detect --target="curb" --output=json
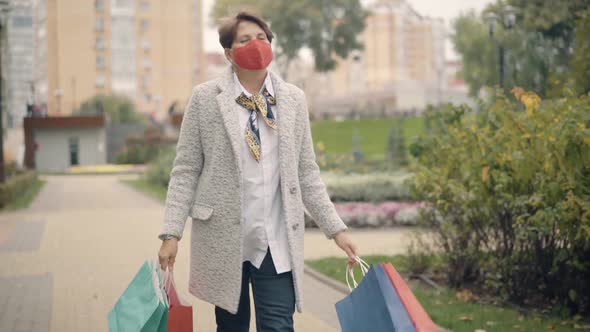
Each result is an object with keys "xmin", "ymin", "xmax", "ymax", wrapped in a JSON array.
[{"xmin": 304, "ymin": 264, "xmax": 349, "ymax": 295}]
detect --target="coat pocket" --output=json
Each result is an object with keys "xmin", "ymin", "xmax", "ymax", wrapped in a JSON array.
[{"xmin": 190, "ymin": 203, "xmax": 214, "ymax": 221}]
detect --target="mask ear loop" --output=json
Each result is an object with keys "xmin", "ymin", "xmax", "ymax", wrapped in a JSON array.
[{"xmin": 224, "ymin": 48, "xmax": 236, "ymax": 67}]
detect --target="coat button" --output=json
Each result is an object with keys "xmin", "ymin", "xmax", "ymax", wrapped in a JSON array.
[
  {"xmin": 290, "ymin": 187, "xmax": 297, "ymax": 194},
  {"xmin": 292, "ymin": 223, "xmax": 299, "ymax": 231}
]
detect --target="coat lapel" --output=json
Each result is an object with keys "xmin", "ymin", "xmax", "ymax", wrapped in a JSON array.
[
  {"xmin": 270, "ymin": 71, "xmax": 296, "ymax": 168},
  {"xmin": 216, "ymin": 68, "xmax": 243, "ymax": 178}
]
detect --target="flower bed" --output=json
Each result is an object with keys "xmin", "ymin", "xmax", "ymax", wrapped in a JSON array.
[{"xmin": 305, "ymin": 201, "xmax": 425, "ymax": 228}]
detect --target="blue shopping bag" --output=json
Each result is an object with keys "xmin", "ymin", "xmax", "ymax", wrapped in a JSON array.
[
  {"xmin": 108, "ymin": 259, "xmax": 169, "ymax": 332},
  {"xmin": 335, "ymin": 259, "xmax": 415, "ymax": 332}
]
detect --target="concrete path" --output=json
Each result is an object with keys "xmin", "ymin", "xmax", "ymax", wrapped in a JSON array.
[{"xmin": 0, "ymin": 174, "xmax": 415, "ymax": 331}]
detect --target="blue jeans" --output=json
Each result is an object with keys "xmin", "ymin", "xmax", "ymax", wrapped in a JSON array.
[{"xmin": 215, "ymin": 248, "xmax": 295, "ymax": 332}]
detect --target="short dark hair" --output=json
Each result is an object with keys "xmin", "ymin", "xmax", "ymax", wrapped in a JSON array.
[{"xmin": 218, "ymin": 11, "xmax": 274, "ymax": 49}]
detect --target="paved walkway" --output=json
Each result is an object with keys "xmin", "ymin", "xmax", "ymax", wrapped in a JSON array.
[{"xmin": 0, "ymin": 174, "xmax": 415, "ymax": 331}]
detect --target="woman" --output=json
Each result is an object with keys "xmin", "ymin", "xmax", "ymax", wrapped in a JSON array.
[{"xmin": 157, "ymin": 11, "xmax": 358, "ymax": 331}]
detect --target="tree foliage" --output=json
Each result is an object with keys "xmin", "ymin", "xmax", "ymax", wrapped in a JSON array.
[
  {"xmin": 76, "ymin": 94, "xmax": 144, "ymax": 125},
  {"xmin": 452, "ymin": 0, "xmax": 590, "ymax": 97},
  {"xmin": 211, "ymin": 0, "xmax": 367, "ymax": 73}
]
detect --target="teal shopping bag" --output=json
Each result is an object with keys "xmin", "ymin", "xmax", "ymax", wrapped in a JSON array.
[{"xmin": 108, "ymin": 259, "xmax": 169, "ymax": 332}]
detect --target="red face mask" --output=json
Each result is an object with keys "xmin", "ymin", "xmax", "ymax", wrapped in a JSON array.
[{"xmin": 232, "ymin": 39, "xmax": 273, "ymax": 70}]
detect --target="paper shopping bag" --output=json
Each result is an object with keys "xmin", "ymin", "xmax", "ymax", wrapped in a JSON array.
[
  {"xmin": 165, "ymin": 271, "xmax": 193, "ymax": 332},
  {"xmin": 108, "ymin": 259, "xmax": 169, "ymax": 332},
  {"xmin": 382, "ymin": 263, "xmax": 438, "ymax": 332},
  {"xmin": 335, "ymin": 261, "xmax": 415, "ymax": 332}
]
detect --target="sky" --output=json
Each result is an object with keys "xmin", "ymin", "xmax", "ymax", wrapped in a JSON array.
[{"xmin": 201, "ymin": 0, "xmax": 494, "ymax": 59}]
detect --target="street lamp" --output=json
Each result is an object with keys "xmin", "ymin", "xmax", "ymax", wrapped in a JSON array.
[{"xmin": 485, "ymin": 5, "xmax": 518, "ymax": 90}]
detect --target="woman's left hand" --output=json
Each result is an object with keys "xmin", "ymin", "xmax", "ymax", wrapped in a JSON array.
[{"xmin": 334, "ymin": 231, "xmax": 358, "ymax": 266}]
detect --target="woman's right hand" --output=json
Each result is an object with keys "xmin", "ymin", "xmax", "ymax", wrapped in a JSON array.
[{"xmin": 158, "ymin": 238, "xmax": 178, "ymax": 271}]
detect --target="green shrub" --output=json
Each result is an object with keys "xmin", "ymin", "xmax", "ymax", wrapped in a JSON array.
[
  {"xmin": 144, "ymin": 147, "xmax": 175, "ymax": 188},
  {"xmin": 411, "ymin": 88, "xmax": 590, "ymax": 315},
  {"xmin": 0, "ymin": 171, "xmax": 38, "ymax": 208},
  {"xmin": 115, "ymin": 144, "xmax": 163, "ymax": 165}
]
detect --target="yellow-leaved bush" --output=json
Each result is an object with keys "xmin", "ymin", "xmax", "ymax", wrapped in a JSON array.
[{"xmin": 410, "ymin": 89, "xmax": 590, "ymax": 314}]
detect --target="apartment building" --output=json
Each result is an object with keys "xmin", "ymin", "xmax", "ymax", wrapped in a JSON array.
[
  {"xmin": 4, "ymin": 0, "xmax": 34, "ymax": 129},
  {"xmin": 33, "ymin": 0, "xmax": 205, "ymax": 119},
  {"xmin": 325, "ymin": 0, "xmax": 446, "ymax": 113}
]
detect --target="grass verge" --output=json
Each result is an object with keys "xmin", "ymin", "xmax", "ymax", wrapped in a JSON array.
[
  {"xmin": 1, "ymin": 179, "xmax": 45, "ymax": 211},
  {"xmin": 311, "ymin": 117, "xmax": 423, "ymax": 158},
  {"xmin": 306, "ymin": 256, "xmax": 588, "ymax": 332}
]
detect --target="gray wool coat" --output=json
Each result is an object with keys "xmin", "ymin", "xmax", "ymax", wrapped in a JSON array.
[{"xmin": 160, "ymin": 67, "xmax": 348, "ymax": 314}]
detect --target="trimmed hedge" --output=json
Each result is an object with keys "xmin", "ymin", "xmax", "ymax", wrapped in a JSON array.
[
  {"xmin": 322, "ymin": 172, "xmax": 413, "ymax": 202},
  {"xmin": 145, "ymin": 149, "xmax": 415, "ymax": 203}
]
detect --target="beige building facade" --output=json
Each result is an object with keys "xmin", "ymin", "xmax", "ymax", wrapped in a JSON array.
[
  {"xmin": 323, "ymin": 0, "xmax": 446, "ymax": 115},
  {"xmin": 33, "ymin": 0, "xmax": 205, "ymax": 119}
]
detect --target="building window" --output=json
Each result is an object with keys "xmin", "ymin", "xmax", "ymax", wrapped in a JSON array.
[
  {"xmin": 96, "ymin": 37, "xmax": 105, "ymax": 50},
  {"xmin": 116, "ymin": 0, "xmax": 133, "ymax": 6},
  {"xmin": 144, "ymin": 93, "xmax": 152, "ymax": 103},
  {"xmin": 141, "ymin": 39, "xmax": 150, "ymax": 50},
  {"xmin": 141, "ymin": 75, "xmax": 151, "ymax": 88},
  {"xmin": 95, "ymin": 0, "xmax": 104, "ymax": 12},
  {"xmin": 96, "ymin": 55, "xmax": 106, "ymax": 69},
  {"xmin": 69, "ymin": 137, "xmax": 80, "ymax": 166},
  {"xmin": 95, "ymin": 17, "xmax": 104, "ymax": 31},
  {"xmin": 139, "ymin": 0, "xmax": 149, "ymax": 12},
  {"xmin": 95, "ymin": 75, "xmax": 106, "ymax": 88},
  {"xmin": 142, "ymin": 58, "xmax": 151, "ymax": 70},
  {"xmin": 12, "ymin": 16, "xmax": 33, "ymax": 28},
  {"xmin": 140, "ymin": 19, "xmax": 149, "ymax": 33},
  {"xmin": 37, "ymin": 25, "xmax": 46, "ymax": 38}
]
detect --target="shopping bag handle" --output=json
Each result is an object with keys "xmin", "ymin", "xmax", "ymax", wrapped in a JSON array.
[
  {"xmin": 164, "ymin": 269, "xmax": 172, "ymax": 291},
  {"xmin": 345, "ymin": 256, "xmax": 370, "ymax": 292}
]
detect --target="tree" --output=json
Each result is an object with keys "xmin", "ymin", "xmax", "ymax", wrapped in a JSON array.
[
  {"xmin": 211, "ymin": 0, "xmax": 367, "ymax": 75},
  {"xmin": 508, "ymin": 0, "xmax": 589, "ymax": 42},
  {"xmin": 76, "ymin": 95, "xmax": 145, "ymax": 125},
  {"xmin": 507, "ymin": 0, "xmax": 590, "ymax": 75},
  {"xmin": 452, "ymin": 0, "xmax": 590, "ymax": 97},
  {"xmin": 453, "ymin": 11, "xmax": 562, "ymax": 97}
]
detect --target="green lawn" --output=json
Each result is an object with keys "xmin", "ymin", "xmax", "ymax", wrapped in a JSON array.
[
  {"xmin": 310, "ymin": 117, "xmax": 423, "ymax": 158},
  {"xmin": 307, "ymin": 256, "xmax": 588, "ymax": 332},
  {"xmin": 122, "ymin": 178, "xmax": 167, "ymax": 202},
  {"xmin": 1, "ymin": 179, "xmax": 45, "ymax": 211}
]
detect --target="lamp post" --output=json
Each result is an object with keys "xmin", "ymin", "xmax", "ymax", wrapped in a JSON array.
[
  {"xmin": 0, "ymin": 0, "xmax": 10, "ymax": 183},
  {"xmin": 485, "ymin": 5, "xmax": 517, "ymax": 90}
]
